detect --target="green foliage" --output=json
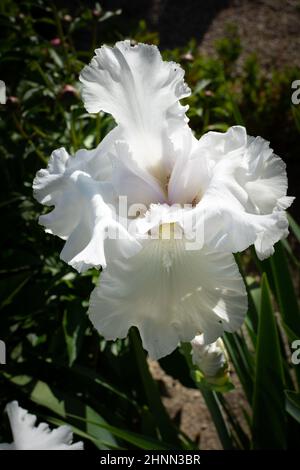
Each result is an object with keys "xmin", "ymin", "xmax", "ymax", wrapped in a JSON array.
[
  {"xmin": 215, "ymin": 24, "xmax": 242, "ymax": 73},
  {"xmin": 252, "ymin": 274, "xmax": 286, "ymax": 449},
  {"xmin": 285, "ymin": 391, "xmax": 300, "ymax": 424}
]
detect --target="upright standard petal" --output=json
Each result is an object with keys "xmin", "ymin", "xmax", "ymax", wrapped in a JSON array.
[
  {"xmin": 88, "ymin": 234, "xmax": 247, "ymax": 360},
  {"xmin": 0, "ymin": 401, "xmax": 83, "ymax": 450},
  {"xmin": 79, "ymin": 40, "xmax": 191, "ymax": 177},
  {"xmin": 167, "ymin": 127, "xmax": 212, "ymax": 206},
  {"xmin": 110, "ymin": 141, "xmax": 166, "ymax": 208},
  {"xmin": 33, "ymin": 146, "xmax": 140, "ymax": 272}
]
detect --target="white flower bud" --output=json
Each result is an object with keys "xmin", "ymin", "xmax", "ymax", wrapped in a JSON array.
[{"xmin": 191, "ymin": 334, "xmax": 229, "ymax": 384}]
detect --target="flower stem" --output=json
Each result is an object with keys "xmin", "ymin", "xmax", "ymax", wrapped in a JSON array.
[
  {"xmin": 198, "ymin": 385, "xmax": 233, "ymax": 450},
  {"xmin": 129, "ymin": 327, "xmax": 181, "ymax": 447},
  {"xmin": 181, "ymin": 342, "xmax": 233, "ymax": 449}
]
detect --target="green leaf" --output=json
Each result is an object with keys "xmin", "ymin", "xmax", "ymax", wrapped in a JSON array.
[
  {"xmin": 285, "ymin": 391, "xmax": 300, "ymax": 424},
  {"xmin": 65, "ymin": 413, "xmax": 173, "ymax": 450},
  {"xmin": 129, "ymin": 328, "xmax": 181, "ymax": 447},
  {"xmin": 85, "ymin": 406, "xmax": 118, "ymax": 450},
  {"xmin": 30, "ymin": 379, "xmax": 121, "ymax": 449},
  {"xmin": 48, "ymin": 48, "xmax": 64, "ymax": 69},
  {"xmin": 223, "ymin": 332, "xmax": 254, "ymax": 403},
  {"xmin": 270, "ymin": 242, "xmax": 300, "ymax": 338},
  {"xmin": 49, "ymin": 418, "xmax": 123, "ymax": 450},
  {"xmin": 0, "ymin": 272, "xmax": 33, "ymax": 308},
  {"xmin": 199, "ymin": 386, "xmax": 233, "ymax": 449},
  {"xmin": 234, "ymin": 255, "xmax": 258, "ymax": 337},
  {"xmin": 252, "ymin": 274, "xmax": 286, "ymax": 449},
  {"xmin": 30, "ymin": 380, "xmax": 65, "ymax": 416},
  {"xmin": 217, "ymin": 393, "xmax": 250, "ymax": 449},
  {"xmin": 62, "ymin": 300, "xmax": 87, "ymax": 366},
  {"xmin": 287, "ymin": 213, "xmax": 300, "ymax": 243}
]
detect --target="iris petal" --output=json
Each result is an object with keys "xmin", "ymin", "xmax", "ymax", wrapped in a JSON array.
[
  {"xmin": 33, "ymin": 146, "xmax": 140, "ymax": 272},
  {"xmin": 79, "ymin": 40, "xmax": 190, "ymax": 177},
  {"xmin": 186, "ymin": 126, "xmax": 293, "ymax": 259},
  {"xmin": 0, "ymin": 402, "xmax": 83, "ymax": 450},
  {"xmin": 88, "ymin": 236, "xmax": 247, "ymax": 360}
]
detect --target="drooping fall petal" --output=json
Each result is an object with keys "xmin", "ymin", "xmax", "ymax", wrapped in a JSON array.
[{"xmin": 88, "ymin": 234, "xmax": 247, "ymax": 360}]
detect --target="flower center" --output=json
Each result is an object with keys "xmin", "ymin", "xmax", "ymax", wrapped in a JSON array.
[
  {"xmin": 159, "ymin": 223, "xmax": 177, "ymax": 239},
  {"xmin": 163, "ymin": 173, "xmax": 202, "ymax": 207}
]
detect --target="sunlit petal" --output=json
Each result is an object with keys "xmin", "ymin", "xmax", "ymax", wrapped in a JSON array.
[
  {"xmin": 188, "ymin": 126, "xmax": 293, "ymax": 259},
  {"xmin": 191, "ymin": 334, "xmax": 230, "ymax": 385},
  {"xmin": 33, "ymin": 147, "xmax": 140, "ymax": 272},
  {"xmin": 0, "ymin": 402, "xmax": 83, "ymax": 450},
  {"xmin": 79, "ymin": 40, "xmax": 190, "ymax": 177},
  {"xmin": 88, "ymin": 236, "xmax": 247, "ymax": 360}
]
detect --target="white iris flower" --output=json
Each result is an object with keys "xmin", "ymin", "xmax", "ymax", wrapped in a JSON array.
[
  {"xmin": 33, "ymin": 41, "xmax": 293, "ymax": 359},
  {"xmin": 0, "ymin": 401, "xmax": 83, "ymax": 450}
]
